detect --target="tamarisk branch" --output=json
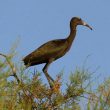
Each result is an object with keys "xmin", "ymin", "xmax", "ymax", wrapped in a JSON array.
[{"xmin": 0, "ymin": 53, "xmax": 20, "ymax": 83}]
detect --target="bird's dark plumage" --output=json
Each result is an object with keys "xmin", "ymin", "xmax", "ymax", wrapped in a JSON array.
[
  {"xmin": 23, "ymin": 17, "xmax": 92, "ymax": 87},
  {"xmin": 23, "ymin": 39, "xmax": 67, "ymax": 66}
]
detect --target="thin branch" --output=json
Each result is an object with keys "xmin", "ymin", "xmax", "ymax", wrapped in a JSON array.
[{"xmin": 0, "ymin": 53, "xmax": 20, "ymax": 83}]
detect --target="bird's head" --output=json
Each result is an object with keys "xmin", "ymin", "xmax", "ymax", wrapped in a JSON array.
[{"xmin": 70, "ymin": 17, "xmax": 92, "ymax": 30}]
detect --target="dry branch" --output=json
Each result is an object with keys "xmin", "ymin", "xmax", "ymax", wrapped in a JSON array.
[{"xmin": 0, "ymin": 53, "xmax": 20, "ymax": 83}]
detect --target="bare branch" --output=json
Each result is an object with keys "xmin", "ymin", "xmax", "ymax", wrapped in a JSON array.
[{"xmin": 0, "ymin": 53, "xmax": 20, "ymax": 83}]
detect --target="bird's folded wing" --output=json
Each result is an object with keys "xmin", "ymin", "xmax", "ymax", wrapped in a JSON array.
[{"xmin": 23, "ymin": 39, "xmax": 67, "ymax": 65}]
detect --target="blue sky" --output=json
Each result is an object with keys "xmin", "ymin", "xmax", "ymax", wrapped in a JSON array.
[{"xmin": 0, "ymin": 0, "xmax": 110, "ymax": 84}]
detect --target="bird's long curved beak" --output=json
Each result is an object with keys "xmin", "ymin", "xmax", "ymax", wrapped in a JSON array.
[{"xmin": 82, "ymin": 21, "xmax": 92, "ymax": 30}]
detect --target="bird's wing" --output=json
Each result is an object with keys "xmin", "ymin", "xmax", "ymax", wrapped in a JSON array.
[
  {"xmin": 23, "ymin": 39, "xmax": 67, "ymax": 62},
  {"xmin": 31, "ymin": 39, "xmax": 67, "ymax": 56}
]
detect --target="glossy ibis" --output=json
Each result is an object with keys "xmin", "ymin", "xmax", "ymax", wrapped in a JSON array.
[{"xmin": 23, "ymin": 17, "xmax": 92, "ymax": 87}]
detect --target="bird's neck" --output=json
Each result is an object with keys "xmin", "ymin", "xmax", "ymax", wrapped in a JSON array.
[{"xmin": 67, "ymin": 27, "xmax": 77, "ymax": 47}]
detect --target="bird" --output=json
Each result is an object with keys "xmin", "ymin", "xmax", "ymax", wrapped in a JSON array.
[{"xmin": 23, "ymin": 17, "xmax": 92, "ymax": 87}]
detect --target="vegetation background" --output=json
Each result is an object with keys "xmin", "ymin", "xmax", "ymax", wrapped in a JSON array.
[{"xmin": 0, "ymin": 46, "xmax": 110, "ymax": 110}]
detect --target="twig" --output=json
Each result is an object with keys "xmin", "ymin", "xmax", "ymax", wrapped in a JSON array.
[{"xmin": 0, "ymin": 53, "xmax": 20, "ymax": 83}]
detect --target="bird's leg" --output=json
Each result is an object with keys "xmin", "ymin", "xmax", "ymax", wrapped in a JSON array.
[{"xmin": 43, "ymin": 60, "xmax": 54, "ymax": 88}]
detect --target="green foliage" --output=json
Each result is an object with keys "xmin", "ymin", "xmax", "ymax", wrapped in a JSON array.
[{"xmin": 0, "ymin": 48, "xmax": 110, "ymax": 110}]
